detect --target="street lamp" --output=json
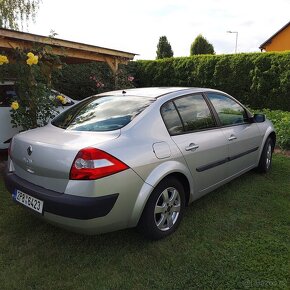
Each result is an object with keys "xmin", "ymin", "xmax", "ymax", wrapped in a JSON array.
[{"xmin": 227, "ymin": 31, "xmax": 238, "ymax": 53}]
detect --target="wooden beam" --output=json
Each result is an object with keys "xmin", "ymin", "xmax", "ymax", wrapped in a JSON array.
[
  {"xmin": 0, "ymin": 28, "xmax": 136, "ymax": 60},
  {"xmin": 105, "ymin": 57, "xmax": 119, "ymax": 73},
  {"xmin": 0, "ymin": 37, "xmax": 130, "ymax": 72}
]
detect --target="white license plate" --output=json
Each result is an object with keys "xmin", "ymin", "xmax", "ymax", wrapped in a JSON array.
[{"xmin": 14, "ymin": 190, "xmax": 44, "ymax": 214}]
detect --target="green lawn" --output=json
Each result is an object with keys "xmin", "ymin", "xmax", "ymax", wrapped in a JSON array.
[{"xmin": 0, "ymin": 154, "xmax": 289, "ymax": 289}]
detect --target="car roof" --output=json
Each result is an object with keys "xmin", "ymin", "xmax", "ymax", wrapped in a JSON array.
[
  {"xmin": 96, "ymin": 87, "xmax": 222, "ymax": 99},
  {"xmin": 0, "ymin": 81, "xmax": 15, "ymax": 85}
]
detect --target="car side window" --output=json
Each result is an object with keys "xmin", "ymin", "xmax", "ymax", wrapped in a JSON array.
[
  {"xmin": 207, "ymin": 93, "xmax": 249, "ymax": 126},
  {"xmin": 0, "ymin": 85, "xmax": 16, "ymax": 107},
  {"xmin": 160, "ymin": 101, "xmax": 183, "ymax": 135},
  {"xmin": 173, "ymin": 94, "xmax": 216, "ymax": 132}
]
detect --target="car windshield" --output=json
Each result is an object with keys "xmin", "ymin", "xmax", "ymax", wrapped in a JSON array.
[{"xmin": 51, "ymin": 95, "xmax": 155, "ymax": 131}]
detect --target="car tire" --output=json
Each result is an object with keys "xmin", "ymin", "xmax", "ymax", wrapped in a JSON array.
[
  {"xmin": 257, "ymin": 137, "xmax": 274, "ymax": 173},
  {"xmin": 138, "ymin": 177, "xmax": 185, "ymax": 240}
]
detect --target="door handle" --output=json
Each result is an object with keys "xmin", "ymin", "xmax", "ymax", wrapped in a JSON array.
[
  {"xmin": 185, "ymin": 143, "xmax": 199, "ymax": 151},
  {"xmin": 228, "ymin": 135, "xmax": 237, "ymax": 141}
]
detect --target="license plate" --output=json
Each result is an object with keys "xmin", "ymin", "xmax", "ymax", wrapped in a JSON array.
[{"xmin": 13, "ymin": 190, "xmax": 44, "ymax": 214}]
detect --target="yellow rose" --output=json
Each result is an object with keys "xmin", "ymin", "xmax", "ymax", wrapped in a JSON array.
[
  {"xmin": 56, "ymin": 95, "xmax": 64, "ymax": 102},
  {"xmin": 56, "ymin": 95, "xmax": 67, "ymax": 104},
  {"xmin": 27, "ymin": 58, "xmax": 33, "ymax": 66},
  {"xmin": 27, "ymin": 52, "xmax": 34, "ymax": 58},
  {"xmin": 11, "ymin": 101, "xmax": 19, "ymax": 110},
  {"xmin": 26, "ymin": 52, "xmax": 39, "ymax": 66},
  {"xmin": 0, "ymin": 55, "xmax": 9, "ymax": 65},
  {"xmin": 27, "ymin": 56, "xmax": 38, "ymax": 66},
  {"xmin": 32, "ymin": 55, "xmax": 38, "ymax": 65}
]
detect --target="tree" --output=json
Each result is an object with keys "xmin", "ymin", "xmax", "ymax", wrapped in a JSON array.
[
  {"xmin": 190, "ymin": 34, "xmax": 215, "ymax": 55},
  {"xmin": 0, "ymin": 0, "xmax": 41, "ymax": 30},
  {"xmin": 156, "ymin": 36, "xmax": 174, "ymax": 59}
]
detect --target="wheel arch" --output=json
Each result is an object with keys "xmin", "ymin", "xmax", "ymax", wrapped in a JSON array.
[
  {"xmin": 268, "ymin": 131, "xmax": 276, "ymax": 148},
  {"xmin": 128, "ymin": 160, "xmax": 194, "ymax": 227},
  {"xmin": 258, "ymin": 129, "xmax": 276, "ymax": 161},
  {"xmin": 164, "ymin": 172, "xmax": 191, "ymax": 206}
]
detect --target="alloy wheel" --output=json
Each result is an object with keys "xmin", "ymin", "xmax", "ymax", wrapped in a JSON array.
[
  {"xmin": 266, "ymin": 143, "xmax": 272, "ymax": 169},
  {"xmin": 154, "ymin": 187, "xmax": 181, "ymax": 231}
]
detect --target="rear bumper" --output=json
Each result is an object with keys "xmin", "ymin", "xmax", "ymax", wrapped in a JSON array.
[{"xmin": 4, "ymin": 170, "xmax": 118, "ymax": 220}]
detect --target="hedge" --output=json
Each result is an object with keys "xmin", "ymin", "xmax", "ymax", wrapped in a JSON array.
[
  {"xmin": 51, "ymin": 52, "xmax": 290, "ymax": 111},
  {"xmin": 52, "ymin": 62, "xmax": 135, "ymax": 100},
  {"xmin": 132, "ymin": 52, "xmax": 290, "ymax": 111}
]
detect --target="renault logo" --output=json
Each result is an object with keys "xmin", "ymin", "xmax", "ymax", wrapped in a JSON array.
[{"xmin": 27, "ymin": 145, "xmax": 33, "ymax": 156}]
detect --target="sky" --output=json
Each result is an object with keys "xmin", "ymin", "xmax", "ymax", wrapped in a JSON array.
[{"xmin": 26, "ymin": 0, "xmax": 290, "ymax": 60}]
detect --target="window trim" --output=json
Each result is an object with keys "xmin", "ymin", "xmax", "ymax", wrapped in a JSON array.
[
  {"xmin": 160, "ymin": 93, "xmax": 219, "ymax": 136},
  {"xmin": 204, "ymin": 92, "xmax": 253, "ymax": 128},
  {"xmin": 160, "ymin": 101, "xmax": 184, "ymax": 135}
]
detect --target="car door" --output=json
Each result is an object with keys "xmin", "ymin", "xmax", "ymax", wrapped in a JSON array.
[
  {"xmin": 206, "ymin": 93, "xmax": 262, "ymax": 178},
  {"xmin": 0, "ymin": 83, "xmax": 19, "ymax": 149},
  {"xmin": 161, "ymin": 93, "xmax": 229, "ymax": 197}
]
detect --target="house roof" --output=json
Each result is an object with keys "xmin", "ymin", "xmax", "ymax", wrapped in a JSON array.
[
  {"xmin": 259, "ymin": 21, "xmax": 290, "ymax": 50},
  {"xmin": 0, "ymin": 28, "xmax": 137, "ymax": 72}
]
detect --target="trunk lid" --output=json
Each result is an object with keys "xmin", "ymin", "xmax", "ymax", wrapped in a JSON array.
[{"xmin": 10, "ymin": 124, "xmax": 120, "ymax": 193}]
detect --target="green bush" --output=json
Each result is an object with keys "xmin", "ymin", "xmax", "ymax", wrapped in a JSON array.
[
  {"xmin": 253, "ymin": 109, "xmax": 290, "ymax": 150},
  {"xmin": 52, "ymin": 62, "xmax": 135, "ymax": 100},
  {"xmin": 133, "ymin": 52, "xmax": 290, "ymax": 111}
]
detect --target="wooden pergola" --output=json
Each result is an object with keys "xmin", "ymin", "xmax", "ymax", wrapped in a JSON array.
[{"xmin": 0, "ymin": 28, "xmax": 137, "ymax": 73}]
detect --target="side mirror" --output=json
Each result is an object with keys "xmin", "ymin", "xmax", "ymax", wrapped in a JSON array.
[{"xmin": 253, "ymin": 113, "xmax": 265, "ymax": 123}]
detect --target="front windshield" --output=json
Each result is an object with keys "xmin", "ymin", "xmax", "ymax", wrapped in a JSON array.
[{"xmin": 51, "ymin": 95, "xmax": 155, "ymax": 132}]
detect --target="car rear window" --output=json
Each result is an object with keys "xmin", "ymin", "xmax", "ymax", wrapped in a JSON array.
[{"xmin": 51, "ymin": 95, "xmax": 155, "ymax": 131}]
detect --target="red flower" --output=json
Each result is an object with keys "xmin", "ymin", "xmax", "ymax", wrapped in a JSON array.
[{"xmin": 96, "ymin": 81, "xmax": 104, "ymax": 88}]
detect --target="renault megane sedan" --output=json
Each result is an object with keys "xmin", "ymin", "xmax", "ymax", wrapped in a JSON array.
[{"xmin": 4, "ymin": 87, "xmax": 276, "ymax": 239}]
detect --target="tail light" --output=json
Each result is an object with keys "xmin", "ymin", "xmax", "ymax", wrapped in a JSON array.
[{"xmin": 70, "ymin": 147, "xmax": 129, "ymax": 180}]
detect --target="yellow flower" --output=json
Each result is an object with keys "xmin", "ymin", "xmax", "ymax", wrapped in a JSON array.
[
  {"xmin": 11, "ymin": 101, "xmax": 19, "ymax": 110},
  {"xmin": 56, "ymin": 95, "xmax": 67, "ymax": 105},
  {"xmin": 0, "ymin": 55, "xmax": 9, "ymax": 65},
  {"xmin": 56, "ymin": 95, "xmax": 64, "ymax": 102},
  {"xmin": 27, "ymin": 57, "xmax": 34, "ymax": 66},
  {"xmin": 26, "ymin": 52, "xmax": 39, "ymax": 66},
  {"xmin": 27, "ymin": 52, "xmax": 34, "ymax": 58},
  {"xmin": 26, "ymin": 55, "xmax": 38, "ymax": 66}
]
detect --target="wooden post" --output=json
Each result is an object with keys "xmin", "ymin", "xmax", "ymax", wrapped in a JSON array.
[{"xmin": 105, "ymin": 57, "xmax": 120, "ymax": 89}]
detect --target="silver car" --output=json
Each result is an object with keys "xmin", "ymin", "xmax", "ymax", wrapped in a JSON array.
[{"xmin": 4, "ymin": 87, "xmax": 275, "ymax": 239}]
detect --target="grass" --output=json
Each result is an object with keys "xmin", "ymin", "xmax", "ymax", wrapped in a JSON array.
[{"xmin": 0, "ymin": 154, "xmax": 289, "ymax": 289}]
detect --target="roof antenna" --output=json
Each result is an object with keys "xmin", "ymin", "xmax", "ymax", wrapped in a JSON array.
[{"xmin": 122, "ymin": 90, "xmax": 126, "ymax": 94}]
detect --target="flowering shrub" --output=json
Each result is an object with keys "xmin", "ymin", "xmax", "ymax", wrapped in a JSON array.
[
  {"xmin": 0, "ymin": 46, "xmax": 63, "ymax": 130},
  {"xmin": 114, "ymin": 68, "xmax": 135, "ymax": 90},
  {"xmin": 52, "ymin": 62, "xmax": 136, "ymax": 100}
]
